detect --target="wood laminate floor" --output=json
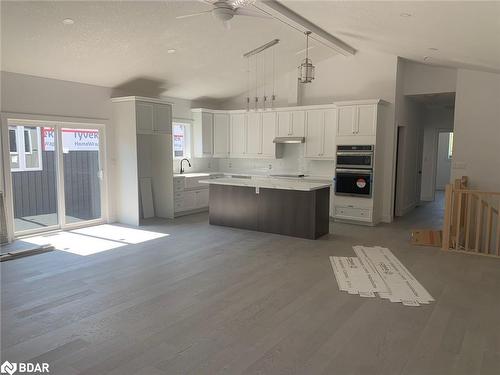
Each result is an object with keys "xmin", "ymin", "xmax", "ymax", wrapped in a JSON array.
[{"xmin": 2, "ymin": 195, "xmax": 500, "ymax": 374}]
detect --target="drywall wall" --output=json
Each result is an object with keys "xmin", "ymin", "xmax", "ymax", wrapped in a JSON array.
[
  {"xmin": 435, "ymin": 132, "xmax": 452, "ymax": 190},
  {"xmin": 220, "ymin": 49, "xmax": 399, "ymax": 222},
  {"xmin": 1, "ymin": 71, "xmax": 112, "ymax": 119},
  {"xmin": 402, "ymin": 60, "xmax": 457, "ymax": 96},
  {"xmin": 420, "ymin": 106, "xmax": 454, "ymax": 201},
  {"xmin": 394, "ymin": 59, "xmax": 426, "ymax": 216},
  {"xmin": 452, "ymin": 69, "xmax": 500, "ymax": 191}
]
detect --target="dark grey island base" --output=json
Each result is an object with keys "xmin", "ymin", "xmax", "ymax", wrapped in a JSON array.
[{"xmin": 208, "ymin": 184, "xmax": 330, "ymax": 240}]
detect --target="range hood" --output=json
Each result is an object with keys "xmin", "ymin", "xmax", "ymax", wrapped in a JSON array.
[{"xmin": 273, "ymin": 136, "xmax": 305, "ymax": 144}]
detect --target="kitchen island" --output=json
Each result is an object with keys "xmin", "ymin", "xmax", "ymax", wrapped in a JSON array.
[{"xmin": 200, "ymin": 178, "xmax": 331, "ymax": 239}]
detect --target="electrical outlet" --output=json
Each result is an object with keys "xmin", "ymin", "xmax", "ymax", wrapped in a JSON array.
[
  {"xmin": 268, "ymin": 164, "xmax": 272, "ymax": 170},
  {"xmin": 228, "ymin": 162, "xmax": 232, "ymax": 169}
]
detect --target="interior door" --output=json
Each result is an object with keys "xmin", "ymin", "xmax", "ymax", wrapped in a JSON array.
[{"xmin": 60, "ymin": 126, "xmax": 104, "ymax": 225}]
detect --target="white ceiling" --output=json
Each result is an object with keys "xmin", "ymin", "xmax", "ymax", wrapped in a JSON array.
[
  {"xmin": 0, "ymin": 1, "xmax": 334, "ymax": 100},
  {"xmin": 281, "ymin": 1, "xmax": 500, "ymax": 73},
  {"xmin": 2, "ymin": 1, "xmax": 499, "ymax": 101}
]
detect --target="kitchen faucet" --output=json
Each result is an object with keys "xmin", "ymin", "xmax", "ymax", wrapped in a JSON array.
[{"xmin": 179, "ymin": 158, "xmax": 191, "ymax": 174}]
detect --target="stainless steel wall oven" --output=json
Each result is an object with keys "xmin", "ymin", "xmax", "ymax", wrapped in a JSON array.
[{"xmin": 335, "ymin": 145, "xmax": 374, "ymax": 198}]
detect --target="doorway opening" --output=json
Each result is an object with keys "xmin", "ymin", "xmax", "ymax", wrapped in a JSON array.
[
  {"xmin": 5, "ymin": 119, "xmax": 105, "ymax": 237},
  {"xmin": 394, "ymin": 92, "xmax": 455, "ymax": 218}
]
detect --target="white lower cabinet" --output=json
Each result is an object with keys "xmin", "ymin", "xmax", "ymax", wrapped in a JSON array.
[
  {"xmin": 334, "ymin": 205, "xmax": 372, "ymax": 222},
  {"xmin": 174, "ymin": 188, "xmax": 209, "ymax": 215},
  {"xmin": 173, "ymin": 176, "xmax": 210, "ymax": 216}
]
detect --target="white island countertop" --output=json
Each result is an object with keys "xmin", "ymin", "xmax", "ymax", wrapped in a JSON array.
[{"xmin": 199, "ymin": 177, "xmax": 331, "ymax": 192}]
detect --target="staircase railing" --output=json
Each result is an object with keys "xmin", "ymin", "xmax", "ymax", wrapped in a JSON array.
[{"xmin": 442, "ymin": 177, "xmax": 500, "ymax": 257}]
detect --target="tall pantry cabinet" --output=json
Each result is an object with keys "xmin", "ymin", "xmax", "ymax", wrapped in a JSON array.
[{"xmin": 112, "ymin": 96, "xmax": 174, "ymax": 226}]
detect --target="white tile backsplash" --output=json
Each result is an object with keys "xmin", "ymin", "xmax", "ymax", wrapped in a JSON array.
[{"xmin": 173, "ymin": 145, "xmax": 335, "ymax": 177}]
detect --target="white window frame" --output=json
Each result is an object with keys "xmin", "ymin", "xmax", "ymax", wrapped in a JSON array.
[
  {"xmin": 448, "ymin": 132, "xmax": 453, "ymax": 159},
  {"xmin": 172, "ymin": 121, "xmax": 192, "ymax": 160},
  {"xmin": 9, "ymin": 125, "xmax": 42, "ymax": 172}
]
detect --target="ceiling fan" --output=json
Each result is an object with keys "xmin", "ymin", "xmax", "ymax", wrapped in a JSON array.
[{"xmin": 176, "ymin": 0, "xmax": 272, "ymax": 30}]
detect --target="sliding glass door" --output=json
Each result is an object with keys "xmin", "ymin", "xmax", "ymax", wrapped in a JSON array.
[
  {"xmin": 9, "ymin": 124, "xmax": 59, "ymax": 233},
  {"xmin": 6, "ymin": 120, "xmax": 105, "ymax": 236},
  {"xmin": 61, "ymin": 127, "xmax": 103, "ymax": 225}
]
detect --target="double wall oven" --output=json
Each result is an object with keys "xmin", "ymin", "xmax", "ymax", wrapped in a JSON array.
[{"xmin": 335, "ymin": 145, "xmax": 374, "ymax": 198}]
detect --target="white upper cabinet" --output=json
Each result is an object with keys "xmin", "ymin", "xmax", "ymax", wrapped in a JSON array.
[
  {"xmin": 276, "ymin": 111, "xmax": 291, "ymax": 137},
  {"xmin": 305, "ymin": 110, "xmax": 324, "ymax": 158},
  {"xmin": 136, "ymin": 101, "xmax": 172, "ymax": 134},
  {"xmin": 136, "ymin": 102, "xmax": 154, "ymax": 133},
  {"xmin": 193, "ymin": 111, "xmax": 214, "ymax": 157},
  {"xmin": 230, "ymin": 113, "xmax": 247, "ymax": 157},
  {"xmin": 323, "ymin": 109, "xmax": 336, "ymax": 158},
  {"xmin": 304, "ymin": 109, "xmax": 337, "ymax": 159},
  {"xmin": 201, "ymin": 112, "xmax": 214, "ymax": 155},
  {"xmin": 276, "ymin": 110, "xmax": 305, "ymax": 137},
  {"xmin": 261, "ymin": 112, "xmax": 277, "ymax": 158},
  {"xmin": 337, "ymin": 105, "xmax": 356, "ymax": 136},
  {"xmin": 154, "ymin": 103, "xmax": 173, "ymax": 133},
  {"xmin": 336, "ymin": 103, "xmax": 377, "ymax": 137},
  {"xmin": 213, "ymin": 113, "xmax": 230, "ymax": 158},
  {"xmin": 356, "ymin": 104, "xmax": 377, "ymax": 136},
  {"xmin": 246, "ymin": 112, "xmax": 261, "ymax": 156},
  {"xmin": 291, "ymin": 111, "xmax": 305, "ymax": 137}
]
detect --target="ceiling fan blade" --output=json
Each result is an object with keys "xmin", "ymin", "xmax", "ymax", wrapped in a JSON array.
[
  {"xmin": 176, "ymin": 11, "xmax": 211, "ymax": 20},
  {"xmin": 234, "ymin": 8, "xmax": 272, "ymax": 18},
  {"xmin": 230, "ymin": 0, "xmax": 255, "ymax": 8}
]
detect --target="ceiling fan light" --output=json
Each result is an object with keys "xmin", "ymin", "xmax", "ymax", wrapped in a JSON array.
[
  {"xmin": 298, "ymin": 58, "xmax": 315, "ymax": 83},
  {"xmin": 212, "ymin": 5, "xmax": 235, "ymax": 22}
]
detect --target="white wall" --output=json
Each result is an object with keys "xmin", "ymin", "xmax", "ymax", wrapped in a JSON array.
[
  {"xmin": 435, "ymin": 132, "xmax": 452, "ymax": 190},
  {"xmin": 452, "ymin": 69, "xmax": 500, "ymax": 191},
  {"xmin": 220, "ymin": 49, "xmax": 399, "ymax": 221},
  {"xmin": 402, "ymin": 60, "xmax": 457, "ymax": 95}
]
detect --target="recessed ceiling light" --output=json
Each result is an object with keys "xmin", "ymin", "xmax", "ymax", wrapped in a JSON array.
[
  {"xmin": 400, "ymin": 12, "xmax": 412, "ymax": 17},
  {"xmin": 167, "ymin": 49, "xmax": 176, "ymax": 54},
  {"xmin": 62, "ymin": 18, "xmax": 75, "ymax": 25}
]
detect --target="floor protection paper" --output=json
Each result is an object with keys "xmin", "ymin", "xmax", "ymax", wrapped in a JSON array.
[{"xmin": 330, "ymin": 246, "xmax": 434, "ymax": 307}]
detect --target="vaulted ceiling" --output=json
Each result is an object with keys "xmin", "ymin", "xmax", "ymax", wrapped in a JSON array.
[{"xmin": 2, "ymin": 1, "xmax": 499, "ymax": 100}]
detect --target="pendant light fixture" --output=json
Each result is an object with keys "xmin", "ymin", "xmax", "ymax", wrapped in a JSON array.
[{"xmin": 298, "ymin": 31, "xmax": 315, "ymax": 84}]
